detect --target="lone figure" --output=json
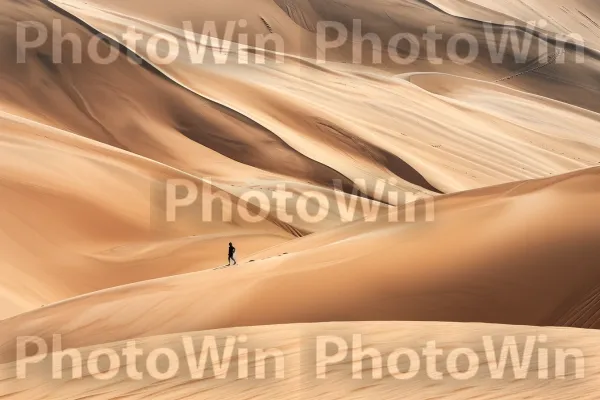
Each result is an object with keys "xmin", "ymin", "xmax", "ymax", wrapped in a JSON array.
[{"xmin": 228, "ymin": 242, "xmax": 237, "ymax": 266}]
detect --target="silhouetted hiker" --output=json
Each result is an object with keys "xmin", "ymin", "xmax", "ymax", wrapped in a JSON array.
[{"xmin": 228, "ymin": 242, "xmax": 237, "ymax": 266}]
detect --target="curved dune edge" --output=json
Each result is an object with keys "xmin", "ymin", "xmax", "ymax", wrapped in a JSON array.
[
  {"xmin": 0, "ymin": 0, "xmax": 598, "ymax": 324},
  {"xmin": 0, "ymin": 108, "xmax": 297, "ymax": 319},
  {"xmin": 45, "ymin": 0, "xmax": 443, "ymax": 197},
  {"xmin": 2, "ymin": 167, "xmax": 600, "ymax": 362},
  {"xmin": 0, "ymin": 1, "xmax": 600, "ymax": 399},
  {"xmin": 2, "ymin": 321, "xmax": 600, "ymax": 399},
  {"xmin": 48, "ymin": 0, "xmax": 600, "ymax": 195}
]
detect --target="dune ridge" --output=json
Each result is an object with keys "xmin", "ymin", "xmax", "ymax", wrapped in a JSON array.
[
  {"xmin": 47, "ymin": 0, "xmax": 600, "ymax": 193},
  {"xmin": 1, "ymin": 0, "xmax": 600, "ymax": 398},
  {"xmin": 2, "ymin": 166, "xmax": 600, "ymax": 364}
]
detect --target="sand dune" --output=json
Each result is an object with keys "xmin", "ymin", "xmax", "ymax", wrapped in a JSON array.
[
  {"xmin": 437, "ymin": 0, "xmax": 600, "ymax": 51},
  {"xmin": 2, "ymin": 167, "xmax": 600, "ymax": 360},
  {"xmin": 2, "ymin": 0, "xmax": 357, "ymax": 186},
  {"xmin": 2, "ymin": 0, "xmax": 600, "ymax": 398},
  {"xmin": 49, "ymin": 0, "xmax": 600, "ymax": 195},
  {"xmin": 3, "ymin": 321, "xmax": 600, "ymax": 399},
  {"xmin": 0, "ymin": 108, "xmax": 295, "ymax": 319}
]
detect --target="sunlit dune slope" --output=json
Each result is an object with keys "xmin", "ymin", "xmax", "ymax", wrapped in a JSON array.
[
  {"xmin": 0, "ymin": 109, "xmax": 294, "ymax": 319},
  {"xmin": 1, "ymin": 0, "xmax": 598, "ymax": 324},
  {"xmin": 62, "ymin": 0, "xmax": 600, "ymax": 108},
  {"xmin": 2, "ymin": 167, "xmax": 599, "ymax": 359},
  {"xmin": 433, "ymin": 0, "xmax": 600, "ymax": 52},
  {"xmin": 4, "ymin": 0, "xmax": 411, "ymax": 244},
  {"xmin": 2, "ymin": 322, "xmax": 599, "ymax": 399},
  {"xmin": 50, "ymin": 0, "xmax": 600, "ymax": 195}
]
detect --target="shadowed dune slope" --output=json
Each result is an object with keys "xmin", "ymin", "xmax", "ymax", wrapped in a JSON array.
[
  {"xmin": 49, "ymin": 0, "xmax": 600, "ymax": 196},
  {"xmin": 1, "ymin": 0, "xmax": 360, "ymax": 189}
]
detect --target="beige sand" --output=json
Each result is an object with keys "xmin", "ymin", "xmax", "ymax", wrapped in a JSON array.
[
  {"xmin": 1, "ymin": 0, "xmax": 600, "ymax": 398},
  {"xmin": 2, "ymin": 166, "xmax": 600, "ymax": 362},
  {"xmin": 3, "ymin": 322, "xmax": 600, "ymax": 399}
]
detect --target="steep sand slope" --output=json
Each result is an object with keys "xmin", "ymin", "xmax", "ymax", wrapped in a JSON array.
[
  {"xmin": 2, "ymin": 322, "xmax": 598, "ymax": 399},
  {"xmin": 2, "ymin": 0, "xmax": 357, "ymax": 188},
  {"xmin": 50, "ymin": 0, "xmax": 600, "ymax": 195},
  {"xmin": 4, "ymin": 0, "xmax": 430, "ymax": 239},
  {"xmin": 4, "ymin": 0, "xmax": 379, "ymax": 190},
  {"xmin": 2, "ymin": 167, "xmax": 599, "ymax": 359}
]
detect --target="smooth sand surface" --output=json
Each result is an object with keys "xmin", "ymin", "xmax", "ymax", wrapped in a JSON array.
[
  {"xmin": 2, "ymin": 166, "xmax": 600, "ymax": 363},
  {"xmin": 3, "ymin": 321, "xmax": 600, "ymax": 399},
  {"xmin": 1, "ymin": 0, "xmax": 600, "ymax": 398}
]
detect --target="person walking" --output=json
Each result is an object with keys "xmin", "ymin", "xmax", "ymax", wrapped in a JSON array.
[{"xmin": 228, "ymin": 242, "xmax": 237, "ymax": 266}]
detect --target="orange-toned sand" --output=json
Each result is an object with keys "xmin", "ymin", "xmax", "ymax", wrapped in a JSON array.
[{"xmin": 1, "ymin": 0, "xmax": 600, "ymax": 399}]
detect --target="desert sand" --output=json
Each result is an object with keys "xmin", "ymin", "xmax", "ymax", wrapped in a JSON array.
[
  {"xmin": 1, "ymin": 0, "xmax": 600, "ymax": 399},
  {"xmin": 3, "ymin": 321, "xmax": 600, "ymax": 399}
]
